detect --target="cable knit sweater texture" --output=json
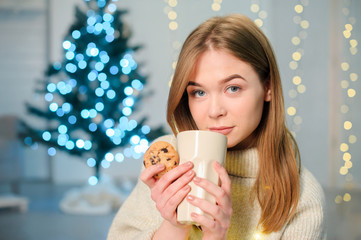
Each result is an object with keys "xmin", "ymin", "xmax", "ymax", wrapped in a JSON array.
[{"xmin": 107, "ymin": 135, "xmax": 326, "ymax": 240}]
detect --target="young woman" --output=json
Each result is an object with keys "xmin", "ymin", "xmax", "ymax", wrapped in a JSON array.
[{"xmin": 107, "ymin": 14, "xmax": 326, "ymax": 240}]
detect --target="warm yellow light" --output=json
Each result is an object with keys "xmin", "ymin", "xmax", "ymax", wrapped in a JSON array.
[
  {"xmin": 289, "ymin": 61, "xmax": 298, "ymax": 70},
  {"xmin": 343, "ymin": 30, "xmax": 351, "ymax": 39},
  {"xmin": 343, "ymin": 152, "xmax": 351, "ymax": 161},
  {"xmin": 293, "ymin": 76, "xmax": 302, "ymax": 85},
  {"xmin": 340, "ymin": 143, "xmax": 349, "ymax": 152},
  {"xmin": 294, "ymin": 4, "xmax": 303, "ymax": 13},
  {"xmin": 345, "ymin": 161, "xmax": 352, "ymax": 169},
  {"xmin": 300, "ymin": 20, "xmax": 309, "ymax": 29},
  {"xmin": 341, "ymin": 62, "xmax": 350, "ymax": 71},
  {"xmin": 349, "ymin": 135, "xmax": 357, "ymax": 144},
  {"xmin": 350, "ymin": 39, "xmax": 358, "ymax": 47},
  {"xmin": 297, "ymin": 84, "xmax": 306, "ymax": 93},
  {"xmin": 341, "ymin": 80, "xmax": 349, "ymax": 89},
  {"xmin": 168, "ymin": 0, "xmax": 177, "ymax": 7},
  {"xmin": 250, "ymin": 4, "xmax": 260, "ymax": 13},
  {"xmin": 292, "ymin": 52, "xmax": 302, "ymax": 61},
  {"xmin": 259, "ymin": 10, "xmax": 267, "ymax": 19},
  {"xmin": 292, "ymin": 36, "xmax": 301, "ymax": 46},
  {"xmin": 287, "ymin": 106, "xmax": 296, "ymax": 116},
  {"xmin": 172, "ymin": 61, "xmax": 177, "ymax": 69},
  {"xmin": 169, "ymin": 21, "xmax": 178, "ymax": 30},
  {"xmin": 347, "ymin": 88, "xmax": 356, "ymax": 97},
  {"xmin": 168, "ymin": 11, "xmax": 177, "ymax": 20},
  {"xmin": 254, "ymin": 19, "xmax": 263, "ymax": 27},
  {"xmin": 335, "ymin": 195, "xmax": 342, "ymax": 204},
  {"xmin": 350, "ymin": 73, "xmax": 358, "ymax": 81},
  {"xmin": 339, "ymin": 166, "xmax": 348, "ymax": 175},
  {"xmin": 211, "ymin": 3, "xmax": 221, "ymax": 11},
  {"xmin": 343, "ymin": 193, "xmax": 351, "ymax": 202},
  {"xmin": 253, "ymin": 231, "xmax": 264, "ymax": 240},
  {"xmin": 168, "ymin": 75, "xmax": 173, "ymax": 87},
  {"xmin": 344, "ymin": 121, "xmax": 352, "ymax": 130},
  {"xmin": 350, "ymin": 47, "xmax": 358, "ymax": 55},
  {"xmin": 345, "ymin": 24, "xmax": 353, "ymax": 31}
]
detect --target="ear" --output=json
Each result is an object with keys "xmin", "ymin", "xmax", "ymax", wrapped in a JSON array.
[{"xmin": 264, "ymin": 80, "xmax": 271, "ymax": 102}]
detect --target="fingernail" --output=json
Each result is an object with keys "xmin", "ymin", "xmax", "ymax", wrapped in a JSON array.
[
  {"xmin": 187, "ymin": 170, "xmax": 194, "ymax": 176},
  {"xmin": 187, "ymin": 195, "xmax": 195, "ymax": 201},
  {"xmin": 193, "ymin": 177, "xmax": 201, "ymax": 183},
  {"xmin": 186, "ymin": 161, "xmax": 193, "ymax": 167},
  {"xmin": 157, "ymin": 164, "xmax": 165, "ymax": 169},
  {"xmin": 191, "ymin": 213, "xmax": 198, "ymax": 218}
]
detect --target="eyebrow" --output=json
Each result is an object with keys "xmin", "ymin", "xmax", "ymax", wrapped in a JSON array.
[{"xmin": 187, "ymin": 74, "xmax": 246, "ymax": 87}]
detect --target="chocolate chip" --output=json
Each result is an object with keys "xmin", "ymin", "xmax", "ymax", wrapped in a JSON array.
[{"xmin": 161, "ymin": 148, "xmax": 168, "ymax": 153}]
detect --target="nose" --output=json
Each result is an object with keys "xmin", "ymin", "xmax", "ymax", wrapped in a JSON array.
[{"xmin": 208, "ymin": 96, "xmax": 226, "ymax": 119}]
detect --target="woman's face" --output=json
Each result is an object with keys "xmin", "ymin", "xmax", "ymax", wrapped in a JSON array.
[{"xmin": 186, "ymin": 49, "xmax": 271, "ymax": 149}]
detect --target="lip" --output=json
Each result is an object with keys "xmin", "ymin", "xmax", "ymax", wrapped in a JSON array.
[{"xmin": 209, "ymin": 126, "xmax": 233, "ymax": 135}]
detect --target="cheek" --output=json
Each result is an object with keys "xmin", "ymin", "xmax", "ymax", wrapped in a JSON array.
[{"xmin": 188, "ymin": 101, "xmax": 204, "ymax": 127}]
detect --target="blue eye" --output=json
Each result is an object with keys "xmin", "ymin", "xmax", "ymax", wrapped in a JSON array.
[
  {"xmin": 192, "ymin": 90, "xmax": 206, "ymax": 97},
  {"xmin": 227, "ymin": 86, "xmax": 240, "ymax": 93}
]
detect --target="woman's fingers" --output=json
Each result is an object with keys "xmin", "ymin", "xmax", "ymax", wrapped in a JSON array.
[
  {"xmin": 188, "ymin": 195, "xmax": 231, "ymax": 237},
  {"xmin": 191, "ymin": 212, "xmax": 217, "ymax": 230},
  {"xmin": 214, "ymin": 161, "xmax": 232, "ymax": 195},
  {"xmin": 139, "ymin": 164, "xmax": 165, "ymax": 187},
  {"xmin": 187, "ymin": 194, "xmax": 230, "ymax": 227},
  {"xmin": 192, "ymin": 176, "xmax": 231, "ymax": 208},
  {"xmin": 154, "ymin": 168, "xmax": 195, "ymax": 209},
  {"xmin": 154, "ymin": 161, "xmax": 194, "ymax": 193},
  {"xmin": 158, "ymin": 184, "xmax": 192, "ymax": 221}
]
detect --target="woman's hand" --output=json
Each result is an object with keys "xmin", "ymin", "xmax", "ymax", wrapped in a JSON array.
[
  {"xmin": 140, "ymin": 161, "xmax": 195, "ymax": 227},
  {"xmin": 187, "ymin": 162, "xmax": 232, "ymax": 240}
]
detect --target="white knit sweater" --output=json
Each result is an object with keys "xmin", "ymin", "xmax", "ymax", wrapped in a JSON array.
[{"xmin": 107, "ymin": 135, "xmax": 326, "ymax": 240}]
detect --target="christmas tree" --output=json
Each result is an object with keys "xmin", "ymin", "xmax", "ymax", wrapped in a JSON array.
[{"xmin": 21, "ymin": 0, "xmax": 164, "ymax": 184}]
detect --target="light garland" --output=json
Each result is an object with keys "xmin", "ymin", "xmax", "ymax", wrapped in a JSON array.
[
  {"xmin": 335, "ymin": 0, "xmax": 358, "ymax": 204},
  {"xmin": 211, "ymin": 0, "xmax": 222, "ymax": 12},
  {"xmin": 163, "ymin": 0, "xmax": 180, "ymax": 87},
  {"xmin": 250, "ymin": 0, "xmax": 268, "ymax": 30},
  {"xmin": 286, "ymin": 0, "xmax": 309, "ymax": 137}
]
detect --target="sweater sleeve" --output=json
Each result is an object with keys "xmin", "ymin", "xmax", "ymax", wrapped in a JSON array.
[
  {"xmin": 281, "ymin": 167, "xmax": 326, "ymax": 240},
  {"xmin": 107, "ymin": 135, "xmax": 177, "ymax": 240},
  {"xmin": 106, "ymin": 179, "xmax": 164, "ymax": 240}
]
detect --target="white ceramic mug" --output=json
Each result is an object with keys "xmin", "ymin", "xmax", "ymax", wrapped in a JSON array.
[{"xmin": 176, "ymin": 130, "xmax": 227, "ymax": 225}]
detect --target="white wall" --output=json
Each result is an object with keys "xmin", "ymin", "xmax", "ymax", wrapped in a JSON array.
[{"xmin": 0, "ymin": 0, "xmax": 360, "ymax": 188}]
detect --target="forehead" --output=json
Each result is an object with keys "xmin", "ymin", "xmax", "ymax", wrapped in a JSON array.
[{"xmin": 190, "ymin": 49, "xmax": 257, "ymax": 83}]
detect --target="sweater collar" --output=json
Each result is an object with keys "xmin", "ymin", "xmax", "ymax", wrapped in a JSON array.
[{"xmin": 225, "ymin": 148, "xmax": 259, "ymax": 178}]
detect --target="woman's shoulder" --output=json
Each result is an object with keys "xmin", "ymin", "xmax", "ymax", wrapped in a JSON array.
[{"xmin": 299, "ymin": 166, "xmax": 325, "ymax": 205}]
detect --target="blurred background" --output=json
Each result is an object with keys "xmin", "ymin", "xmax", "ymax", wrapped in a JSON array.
[{"xmin": 0, "ymin": 0, "xmax": 360, "ymax": 239}]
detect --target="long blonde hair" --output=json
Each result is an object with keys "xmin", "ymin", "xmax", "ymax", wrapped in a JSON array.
[{"xmin": 167, "ymin": 14, "xmax": 300, "ymax": 233}]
